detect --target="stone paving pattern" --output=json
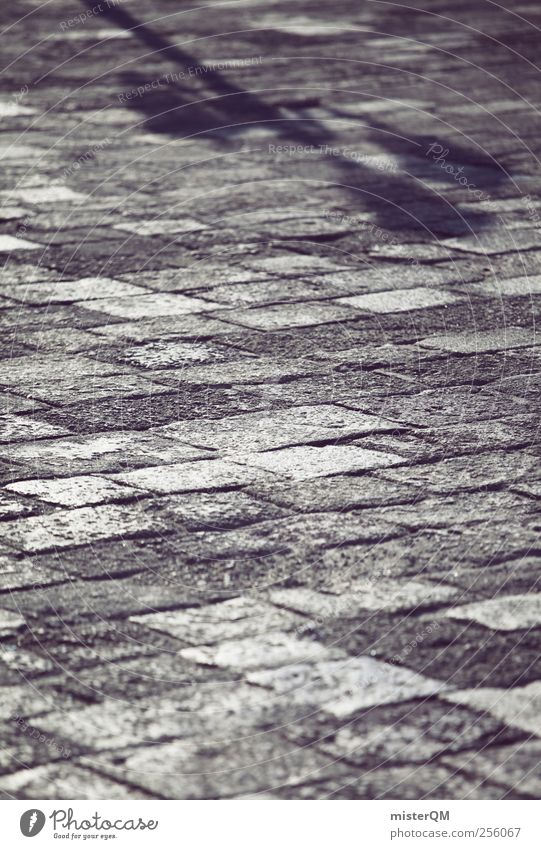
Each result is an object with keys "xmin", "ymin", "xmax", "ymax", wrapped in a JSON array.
[{"xmin": 0, "ymin": 0, "xmax": 540, "ymax": 799}]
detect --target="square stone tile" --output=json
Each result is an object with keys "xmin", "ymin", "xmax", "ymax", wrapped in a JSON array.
[
  {"xmin": 161, "ymin": 489, "xmax": 289, "ymax": 532},
  {"xmin": 6, "ymin": 474, "xmax": 143, "ymax": 507},
  {"xmin": 0, "ymin": 416, "xmax": 68, "ymax": 443},
  {"xmin": 269, "ymin": 579, "xmax": 457, "ymax": 617},
  {"xmin": 131, "ymin": 597, "xmax": 303, "ymax": 645},
  {"xmin": 0, "ymin": 234, "xmax": 40, "ymax": 251},
  {"xmin": 2, "ymin": 430, "xmax": 210, "ymax": 476},
  {"xmin": 0, "ymin": 354, "xmax": 119, "ymax": 387},
  {"xmin": 111, "ymin": 458, "xmax": 275, "ymax": 493},
  {"xmin": 443, "ymin": 739, "xmax": 541, "ymax": 798},
  {"xmin": 248, "ymin": 656, "xmax": 447, "ymax": 717},
  {"xmin": 339, "ymin": 287, "xmax": 460, "ymax": 313},
  {"xmin": 89, "ymin": 732, "xmax": 346, "ymax": 799},
  {"xmin": 248, "ymin": 255, "xmax": 349, "ymax": 276},
  {"xmin": 444, "ymin": 593, "xmax": 541, "ymax": 631},
  {"xmin": 0, "ymin": 491, "xmax": 36, "ymax": 520},
  {"xmin": 420, "ymin": 327, "xmax": 538, "ymax": 353},
  {"xmin": 238, "ymin": 445, "xmax": 403, "ymax": 480},
  {"xmin": 1, "ymin": 277, "xmax": 148, "ymax": 304},
  {"xmin": 0, "ymin": 764, "xmax": 145, "ymax": 799},
  {"xmin": 443, "ymin": 680, "xmax": 541, "ymax": 737},
  {"xmin": 9, "ymin": 186, "xmax": 86, "ymax": 203},
  {"xmin": 21, "ymin": 373, "xmax": 170, "ymax": 405},
  {"xmin": 468, "ymin": 274, "xmax": 541, "ymax": 297},
  {"xmin": 220, "ymin": 301, "xmax": 359, "ymax": 330},
  {"xmin": 181, "ymin": 632, "xmax": 340, "ymax": 670},
  {"xmin": 85, "ymin": 293, "xmax": 223, "ymax": 319},
  {"xmin": 0, "ymin": 609, "xmax": 26, "ymax": 637},
  {"xmin": 160, "ymin": 405, "xmax": 396, "ymax": 454},
  {"xmin": 0, "ymin": 502, "xmax": 165, "ymax": 554},
  {"xmin": 114, "ymin": 218, "xmax": 206, "ymax": 235},
  {"xmin": 117, "ymin": 340, "xmax": 228, "ymax": 369}
]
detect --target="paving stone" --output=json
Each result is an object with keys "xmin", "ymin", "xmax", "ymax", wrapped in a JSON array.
[
  {"xmin": 116, "ymin": 340, "xmax": 231, "ymax": 369},
  {"xmin": 0, "ymin": 609, "xmax": 26, "ymax": 638},
  {"xmin": 0, "ymin": 235, "xmax": 40, "ymax": 252},
  {"xmin": 5, "ymin": 577, "xmax": 199, "ymax": 624},
  {"xmin": 269, "ymin": 579, "xmax": 457, "ymax": 618},
  {"xmin": 339, "ymin": 287, "xmax": 460, "ymax": 313},
  {"xmin": 247, "ymin": 657, "xmax": 447, "ymax": 717},
  {"xmin": 37, "ymin": 680, "xmax": 293, "ymax": 751},
  {"xmin": 159, "ymin": 489, "xmax": 289, "ymax": 530},
  {"xmin": 19, "ymin": 372, "xmax": 171, "ymax": 405},
  {"xmin": 346, "ymin": 386, "xmax": 526, "ymax": 427},
  {"xmin": 2, "ymin": 430, "xmax": 211, "ymax": 476},
  {"xmin": 300, "ymin": 699, "xmax": 516, "ymax": 767},
  {"xmin": 204, "ymin": 276, "xmax": 355, "ymax": 307},
  {"xmin": 30, "ymin": 697, "xmax": 203, "ymax": 752},
  {"xmin": 155, "ymin": 355, "xmax": 325, "ymax": 387},
  {"xmin": 512, "ymin": 481, "xmax": 541, "ymax": 500},
  {"xmin": 66, "ymin": 661, "xmax": 231, "ymax": 705},
  {"xmin": 420, "ymin": 327, "xmax": 539, "ymax": 353},
  {"xmin": 0, "ymin": 763, "xmax": 145, "ymax": 799},
  {"xmin": 249, "ymin": 474, "xmax": 419, "ymax": 513},
  {"xmin": 111, "ymin": 458, "xmax": 275, "ymax": 494},
  {"xmin": 442, "ymin": 229, "xmax": 541, "ymax": 256},
  {"xmin": 248, "ymin": 255, "xmax": 349, "ymax": 277},
  {"xmin": 181, "ymin": 632, "xmax": 340, "ymax": 671},
  {"xmin": 0, "ymin": 683, "xmax": 81, "ymax": 722},
  {"xmin": 0, "ymin": 415, "xmax": 69, "ymax": 443},
  {"xmin": 8, "ymin": 186, "xmax": 86, "ymax": 204},
  {"xmin": 6, "ymin": 474, "xmax": 142, "ymax": 507},
  {"xmin": 85, "ymin": 293, "xmax": 223, "ymax": 319},
  {"xmin": 256, "ymin": 762, "xmax": 510, "ymax": 799},
  {"xmin": 1, "ymin": 277, "xmax": 147, "ymax": 304},
  {"xmin": 117, "ymin": 266, "xmax": 257, "ymax": 293},
  {"xmin": 160, "ymin": 404, "xmax": 397, "ymax": 454},
  {"xmin": 0, "ymin": 719, "xmax": 71, "ymax": 775},
  {"xmin": 0, "ymin": 393, "xmax": 46, "ymax": 416},
  {"xmin": 443, "ymin": 680, "xmax": 541, "ymax": 738},
  {"xmin": 0, "ymin": 502, "xmax": 166, "ymax": 554},
  {"xmin": 0, "ymin": 354, "xmax": 120, "ymax": 387},
  {"xmin": 88, "ymin": 313, "xmax": 235, "ymax": 342},
  {"xmin": 0, "ymin": 554, "xmax": 63, "ymax": 593},
  {"xmin": 0, "ymin": 491, "xmax": 37, "ymax": 521},
  {"xmin": 220, "ymin": 301, "xmax": 359, "ymax": 330},
  {"xmin": 443, "ymin": 739, "xmax": 541, "ymax": 799},
  {"xmin": 12, "ymin": 327, "xmax": 104, "ymax": 354},
  {"xmin": 376, "ymin": 449, "xmax": 540, "ymax": 494},
  {"xmin": 468, "ymin": 274, "xmax": 541, "ymax": 297},
  {"xmin": 445, "ymin": 594, "xmax": 541, "ymax": 631},
  {"xmin": 239, "ymin": 445, "xmax": 404, "ymax": 480},
  {"xmin": 114, "ymin": 218, "xmax": 207, "ymax": 236},
  {"xmin": 377, "ymin": 490, "xmax": 532, "ymax": 531},
  {"xmin": 90, "ymin": 732, "xmax": 350, "ymax": 799},
  {"xmin": 319, "ymin": 610, "xmax": 541, "ymax": 690},
  {"xmin": 435, "ymin": 556, "xmax": 541, "ymax": 600},
  {"xmin": 482, "ymin": 372, "xmax": 541, "ymax": 404},
  {"xmin": 37, "ymin": 384, "xmax": 269, "ymax": 432},
  {"xmin": 131, "ymin": 597, "xmax": 304, "ymax": 644}
]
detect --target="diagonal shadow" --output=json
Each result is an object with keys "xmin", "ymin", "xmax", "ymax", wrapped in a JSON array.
[{"xmin": 82, "ymin": 0, "xmax": 502, "ymax": 238}]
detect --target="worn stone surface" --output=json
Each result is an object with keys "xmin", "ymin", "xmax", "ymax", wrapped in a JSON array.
[
  {"xmin": 445, "ymin": 594, "xmax": 541, "ymax": 631},
  {"xmin": 0, "ymin": 0, "xmax": 540, "ymax": 801},
  {"xmin": 444, "ymin": 681, "xmax": 541, "ymax": 737},
  {"xmin": 239, "ymin": 444, "xmax": 404, "ymax": 481}
]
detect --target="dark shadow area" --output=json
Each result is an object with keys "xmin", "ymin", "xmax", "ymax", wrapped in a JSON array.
[{"xmin": 82, "ymin": 0, "xmax": 506, "ymax": 238}]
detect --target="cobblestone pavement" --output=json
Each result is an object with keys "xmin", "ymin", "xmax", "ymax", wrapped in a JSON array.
[{"xmin": 0, "ymin": 0, "xmax": 540, "ymax": 800}]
